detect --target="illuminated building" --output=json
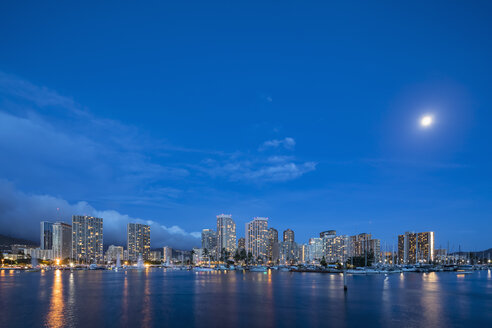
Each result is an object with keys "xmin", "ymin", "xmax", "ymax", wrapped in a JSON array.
[
  {"xmin": 349, "ymin": 233, "xmax": 380, "ymax": 262},
  {"xmin": 40, "ymin": 221, "xmax": 54, "ymax": 250},
  {"xmin": 320, "ymin": 230, "xmax": 336, "ymax": 238},
  {"xmin": 216, "ymin": 214, "xmax": 236, "ymax": 255},
  {"xmin": 267, "ymin": 228, "xmax": 278, "ymax": 261},
  {"xmin": 150, "ymin": 251, "xmax": 161, "ymax": 261},
  {"xmin": 52, "ymin": 222, "xmax": 72, "ymax": 260},
  {"xmin": 321, "ymin": 231, "xmax": 349, "ymax": 263},
  {"xmin": 127, "ymin": 223, "xmax": 151, "ymax": 261},
  {"xmin": 245, "ymin": 217, "xmax": 269, "ymax": 260},
  {"xmin": 201, "ymin": 229, "xmax": 217, "ymax": 254},
  {"xmin": 105, "ymin": 245, "xmax": 124, "ymax": 262},
  {"xmin": 72, "ymin": 215, "xmax": 103, "ymax": 263},
  {"xmin": 163, "ymin": 246, "xmax": 173, "ymax": 264},
  {"xmin": 308, "ymin": 237, "xmax": 323, "ymax": 262},
  {"xmin": 398, "ymin": 231, "xmax": 434, "ymax": 264},
  {"xmin": 283, "ymin": 229, "xmax": 295, "ymax": 243}
]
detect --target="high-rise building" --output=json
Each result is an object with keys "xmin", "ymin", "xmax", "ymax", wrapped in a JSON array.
[
  {"xmin": 72, "ymin": 215, "xmax": 103, "ymax": 263},
  {"xmin": 127, "ymin": 223, "xmax": 151, "ymax": 261},
  {"xmin": 320, "ymin": 231, "xmax": 349, "ymax": 263},
  {"xmin": 216, "ymin": 214, "xmax": 236, "ymax": 255},
  {"xmin": 349, "ymin": 233, "xmax": 380, "ymax": 262},
  {"xmin": 163, "ymin": 246, "xmax": 173, "ymax": 264},
  {"xmin": 320, "ymin": 230, "xmax": 336, "ymax": 238},
  {"xmin": 279, "ymin": 241, "xmax": 297, "ymax": 264},
  {"xmin": 398, "ymin": 231, "xmax": 434, "ymax": 264},
  {"xmin": 52, "ymin": 222, "xmax": 72, "ymax": 260},
  {"xmin": 418, "ymin": 231, "xmax": 435, "ymax": 263},
  {"xmin": 150, "ymin": 251, "xmax": 162, "ymax": 262},
  {"xmin": 237, "ymin": 237, "xmax": 245, "ymax": 251},
  {"xmin": 283, "ymin": 229, "xmax": 295, "ymax": 243},
  {"xmin": 201, "ymin": 229, "xmax": 217, "ymax": 252},
  {"xmin": 245, "ymin": 217, "xmax": 269, "ymax": 260},
  {"xmin": 267, "ymin": 228, "xmax": 278, "ymax": 260},
  {"xmin": 40, "ymin": 221, "xmax": 54, "ymax": 250},
  {"xmin": 308, "ymin": 237, "xmax": 323, "ymax": 262},
  {"xmin": 105, "ymin": 245, "xmax": 124, "ymax": 262}
]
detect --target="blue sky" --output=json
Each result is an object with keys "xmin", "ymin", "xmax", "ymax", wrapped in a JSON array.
[{"xmin": 0, "ymin": 1, "xmax": 491, "ymax": 250}]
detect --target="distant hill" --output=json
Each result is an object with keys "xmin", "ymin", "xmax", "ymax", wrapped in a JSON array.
[
  {"xmin": 451, "ymin": 248, "xmax": 492, "ymax": 257},
  {"xmin": 0, "ymin": 234, "xmax": 38, "ymax": 250}
]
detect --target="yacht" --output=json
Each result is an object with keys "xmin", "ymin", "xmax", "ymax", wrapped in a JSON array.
[{"xmin": 249, "ymin": 266, "xmax": 268, "ymax": 272}]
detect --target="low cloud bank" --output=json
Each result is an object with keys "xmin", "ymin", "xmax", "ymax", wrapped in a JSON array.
[{"xmin": 0, "ymin": 180, "xmax": 200, "ymax": 249}]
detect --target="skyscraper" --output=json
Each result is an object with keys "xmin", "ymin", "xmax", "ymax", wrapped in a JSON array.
[
  {"xmin": 283, "ymin": 229, "xmax": 295, "ymax": 243},
  {"xmin": 52, "ymin": 222, "xmax": 72, "ymax": 260},
  {"xmin": 163, "ymin": 246, "xmax": 173, "ymax": 264},
  {"xmin": 201, "ymin": 229, "xmax": 217, "ymax": 252},
  {"xmin": 398, "ymin": 231, "xmax": 434, "ymax": 264},
  {"xmin": 349, "ymin": 233, "xmax": 380, "ymax": 263},
  {"xmin": 72, "ymin": 215, "xmax": 103, "ymax": 263},
  {"xmin": 267, "ymin": 228, "xmax": 278, "ymax": 260},
  {"xmin": 418, "ymin": 231, "xmax": 435, "ymax": 263},
  {"xmin": 216, "ymin": 214, "xmax": 236, "ymax": 255},
  {"xmin": 308, "ymin": 237, "xmax": 323, "ymax": 262},
  {"xmin": 127, "ymin": 223, "xmax": 151, "ymax": 261},
  {"xmin": 40, "ymin": 221, "xmax": 54, "ymax": 250},
  {"xmin": 245, "ymin": 217, "xmax": 269, "ymax": 260}
]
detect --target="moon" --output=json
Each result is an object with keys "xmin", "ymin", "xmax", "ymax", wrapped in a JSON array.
[{"xmin": 420, "ymin": 115, "xmax": 433, "ymax": 127}]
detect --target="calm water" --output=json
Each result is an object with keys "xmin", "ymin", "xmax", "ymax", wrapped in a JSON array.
[{"xmin": 0, "ymin": 269, "xmax": 491, "ymax": 328}]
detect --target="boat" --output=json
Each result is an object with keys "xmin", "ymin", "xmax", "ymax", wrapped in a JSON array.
[
  {"xmin": 402, "ymin": 266, "xmax": 417, "ymax": 272},
  {"xmin": 193, "ymin": 267, "xmax": 214, "ymax": 272},
  {"xmin": 364, "ymin": 268, "xmax": 380, "ymax": 274},
  {"xmin": 249, "ymin": 266, "xmax": 268, "ymax": 272},
  {"xmin": 89, "ymin": 264, "xmax": 105, "ymax": 270},
  {"xmin": 346, "ymin": 269, "xmax": 366, "ymax": 274}
]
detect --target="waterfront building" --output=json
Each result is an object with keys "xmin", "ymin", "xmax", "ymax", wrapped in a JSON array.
[
  {"xmin": 201, "ymin": 229, "xmax": 217, "ymax": 257},
  {"xmin": 105, "ymin": 245, "xmax": 124, "ymax": 262},
  {"xmin": 321, "ymin": 231, "xmax": 349, "ymax": 263},
  {"xmin": 10, "ymin": 244, "xmax": 29, "ymax": 255},
  {"xmin": 163, "ymin": 246, "xmax": 173, "ymax": 264},
  {"xmin": 298, "ymin": 244, "xmax": 308, "ymax": 263},
  {"xmin": 216, "ymin": 214, "xmax": 236, "ymax": 255},
  {"xmin": 267, "ymin": 228, "xmax": 278, "ymax": 261},
  {"xmin": 72, "ymin": 215, "xmax": 104, "ymax": 263},
  {"xmin": 283, "ymin": 229, "xmax": 295, "ymax": 243},
  {"xmin": 308, "ymin": 237, "xmax": 323, "ymax": 263},
  {"xmin": 245, "ymin": 217, "xmax": 269, "ymax": 261},
  {"xmin": 398, "ymin": 231, "xmax": 435, "ymax": 264},
  {"xmin": 24, "ymin": 247, "xmax": 54, "ymax": 260},
  {"xmin": 279, "ymin": 241, "xmax": 297, "ymax": 264},
  {"xmin": 434, "ymin": 248, "xmax": 447, "ymax": 263},
  {"xmin": 418, "ymin": 232, "xmax": 435, "ymax": 263},
  {"xmin": 193, "ymin": 248, "xmax": 204, "ymax": 265},
  {"xmin": 150, "ymin": 251, "xmax": 161, "ymax": 261},
  {"xmin": 127, "ymin": 223, "xmax": 151, "ymax": 261},
  {"xmin": 40, "ymin": 221, "xmax": 54, "ymax": 250},
  {"xmin": 349, "ymin": 233, "xmax": 381, "ymax": 262},
  {"xmin": 52, "ymin": 222, "xmax": 72, "ymax": 260}
]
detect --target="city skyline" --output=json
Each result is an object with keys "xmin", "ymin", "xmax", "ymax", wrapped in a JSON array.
[{"xmin": 1, "ymin": 2, "xmax": 492, "ymax": 251}]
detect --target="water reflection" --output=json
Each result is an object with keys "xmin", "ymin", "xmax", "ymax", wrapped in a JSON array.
[{"xmin": 46, "ymin": 270, "xmax": 64, "ymax": 328}]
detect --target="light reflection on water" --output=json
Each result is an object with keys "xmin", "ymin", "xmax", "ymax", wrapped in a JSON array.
[
  {"xmin": 0, "ymin": 269, "xmax": 491, "ymax": 328},
  {"xmin": 46, "ymin": 270, "xmax": 64, "ymax": 328}
]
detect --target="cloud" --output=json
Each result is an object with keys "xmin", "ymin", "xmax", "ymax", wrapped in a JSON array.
[
  {"xmin": 0, "ymin": 180, "xmax": 200, "ymax": 249},
  {"xmin": 200, "ymin": 155, "xmax": 316, "ymax": 183},
  {"xmin": 259, "ymin": 137, "xmax": 296, "ymax": 151}
]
